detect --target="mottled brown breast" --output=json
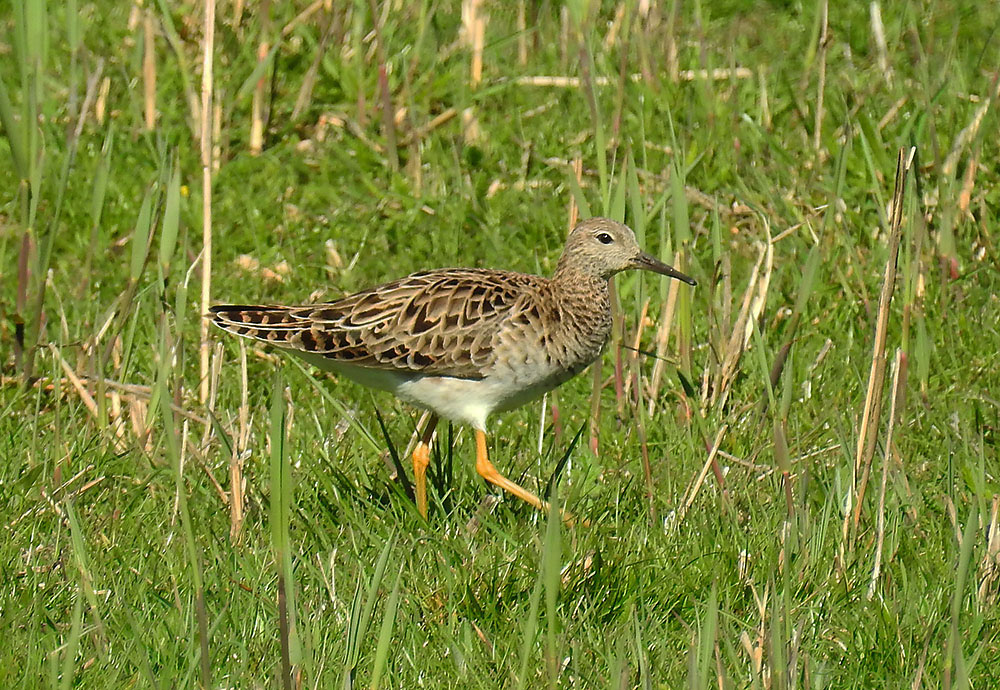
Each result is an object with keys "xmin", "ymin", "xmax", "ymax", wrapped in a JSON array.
[{"xmin": 486, "ymin": 271, "xmax": 612, "ymax": 386}]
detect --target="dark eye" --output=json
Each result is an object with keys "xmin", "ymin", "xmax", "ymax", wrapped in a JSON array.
[{"xmin": 596, "ymin": 232, "xmax": 614, "ymax": 245}]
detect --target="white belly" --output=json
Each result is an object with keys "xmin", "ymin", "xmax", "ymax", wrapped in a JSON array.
[{"xmin": 296, "ymin": 350, "xmax": 594, "ymax": 430}]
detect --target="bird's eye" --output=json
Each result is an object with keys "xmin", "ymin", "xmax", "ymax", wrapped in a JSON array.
[{"xmin": 596, "ymin": 232, "xmax": 614, "ymax": 245}]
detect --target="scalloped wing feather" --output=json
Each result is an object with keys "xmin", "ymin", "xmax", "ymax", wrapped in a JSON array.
[{"xmin": 210, "ymin": 268, "xmax": 546, "ymax": 379}]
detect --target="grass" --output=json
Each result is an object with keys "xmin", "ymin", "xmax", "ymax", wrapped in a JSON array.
[{"xmin": 2, "ymin": 0, "xmax": 1000, "ymax": 687}]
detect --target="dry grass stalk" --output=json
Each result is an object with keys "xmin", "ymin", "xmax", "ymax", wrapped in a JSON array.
[
  {"xmin": 198, "ymin": 0, "xmax": 216, "ymax": 405},
  {"xmin": 663, "ymin": 1, "xmax": 678, "ymax": 83},
  {"xmin": 709, "ymin": 239, "xmax": 772, "ymax": 410},
  {"xmin": 869, "ymin": 2, "xmax": 893, "ymax": 86},
  {"xmin": 95, "ymin": 76, "xmax": 110, "ymax": 123},
  {"xmin": 559, "ymin": 6, "xmax": 570, "ymax": 70},
  {"xmin": 516, "ymin": 1, "xmax": 527, "ymax": 65},
  {"xmin": 851, "ymin": 147, "xmax": 913, "ymax": 535},
  {"xmin": 877, "ymin": 96, "xmax": 907, "ymax": 132},
  {"xmin": 942, "ymin": 73, "xmax": 1000, "ymax": 177},
  {"xmin": 758, "ymin": 67, "xmax": 771, "ymax": 128},
  {"xmin": 958, "ymin": 154, "xmax": 978, "ymax": 214},
  {"xmin": 51, "ymin": 345, "xmax": 130, "ymax": 455},
  {"xmin": 142, "ymin": 9, "xmax": 157, "ymax": 131},
  {"xmin": 292, "ymin": 9, "xmax": 339, "ymax": 121},
  {"xmin": 11, "ymin": 371, "xmax": 213, "ymax": 439},
  {"xmin": 567, "ymin": 156, "xmax": 583, "ymax": 230},
  {"xmin": 604, "ymin": 3, "xmax": 627, "ymax": 49},
  {"xmin": 398, "ymin": 108, "xmax": 457, "ymax": 146},
  {"xmin": 514, "ymin": 69, "xmax": 752, "ymax": 88},
  {"xmin": 646, "ymin": 271, "xmax": 680, "ymax": 415},
  {"xmin": 623, "ymin": 297, "xmax": 650, "ymax": 401},
  {"xmin": 978, "ymin": 495, "xmax": 1000, "ymax": 603},
  {"xmin": 281, "ymin": 0, "xmax": 324, "ymax": 37},
  {"xmin": 230, "ymin": 340, "xmax": 249, "ymax": 541},
  {"xmin": 250, "ymin": 39, "xmax": 268, "ymax": 155},
  {"xmin": 461, "ymin": 107, "xmax": 481, "ymax": 144},
  {"xmin": 250, "ymin": 1, "xmax": 271, "ymax": 156},
  {"xmin": 677, "ymin": 424, "xmax": 728, "ymax": 526},
  {"xmin": 471, "ymin": 5, "xmax": 484, "ymax": 87},
  {"xmin": 52, "ymin": 348, "xmax": 99, "ymax": 429},
  {"xmin": 108, "ymin": 337, "xmax": 127, "ymax": 448},
  {"xmin": 867, "ymin": 348, "xmax": 904, "ymax": 599},
  {"xmin": 813, "ymin": 0, "xmax": 828, "ymax": 151}
]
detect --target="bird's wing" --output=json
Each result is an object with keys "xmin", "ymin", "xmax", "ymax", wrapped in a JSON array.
[{"xmin": 210, "ymin": 268, "xmax": 542, "ymax": 378}]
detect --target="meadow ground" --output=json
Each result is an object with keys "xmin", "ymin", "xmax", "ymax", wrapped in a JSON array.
[{"xmin": 2, "ymin": 1, "xmax": 999, "ymax": 687}]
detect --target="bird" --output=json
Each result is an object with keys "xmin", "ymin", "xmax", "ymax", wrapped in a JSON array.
[{"xmin": 210, "ymin": 217, "xmax": 696, "ymax": 522}]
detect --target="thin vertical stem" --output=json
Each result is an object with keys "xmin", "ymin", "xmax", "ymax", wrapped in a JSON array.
[
  {"xmin": 199, "ymin": 0, "xmax": 215, "ymax": 405},
  {"xmin": 142, "ymin": 9, "xmax": 156, "ymax": 131},
  {"xmin": 813, "ymin": 0, "xmax": 828, "ymax": 151}
]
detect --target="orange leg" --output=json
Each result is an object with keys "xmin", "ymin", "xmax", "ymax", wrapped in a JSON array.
[
  {"xmin": 412, "ymin": 414, "xmax": 439, "ymax": 518},
  {"xmin": 474, "ymin": 429, "xmax": 577, "ymax": 526}
]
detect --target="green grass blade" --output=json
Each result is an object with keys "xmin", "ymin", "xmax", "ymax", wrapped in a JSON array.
[
  {"xmin": 0, "ymin": 75, "xmax": 27, "ymax": 179},
  {"xmin": 368, "ymin": 564, "xmax": 404, "ymax": 690},
  {"xmin": 130, "ymin": 186, "xmax": 155, "ymax": 284},
  {"xmin": 58, "ymin": 593, "xmax": 84, "ymax": 690},
  {"xmin": 543, "ymin": 487, "xmax": 561, "ymax": 687},
  {"xmin": 159, "ymin": 160, "xmax": 182, "ymax": 276}
]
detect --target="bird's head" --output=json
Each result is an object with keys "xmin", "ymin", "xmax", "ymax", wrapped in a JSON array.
[{"xmin": 556, "ymin": 217, "xmax": 697, "ymax": 285}]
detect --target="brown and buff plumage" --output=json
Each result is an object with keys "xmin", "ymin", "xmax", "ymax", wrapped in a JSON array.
[{"xmin": 211, "ymin": 217, "xmax": 696, "ymax": 521}]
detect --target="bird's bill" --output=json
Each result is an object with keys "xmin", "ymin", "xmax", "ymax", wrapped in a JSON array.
[{"xmin": 631, "ymin": 252, "xmax": 697, "ymax": 286}]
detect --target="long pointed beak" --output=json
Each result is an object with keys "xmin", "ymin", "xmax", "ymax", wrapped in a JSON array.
[{"xmin": 631, "ymin": 252, "xmax": 697, "ymax": 286}]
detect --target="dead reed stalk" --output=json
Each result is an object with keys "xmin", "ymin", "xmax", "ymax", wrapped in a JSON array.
[
  {"xmin": 199, "ymin": 0, "xmax": 216, "ymax": 405},
  {"xmin": 851, "ymin": 147, "xmax": 914, "ymax": 535},
  {"xmin": 142, "ymin": 8, "xmax": 156, "ymax": 131}
]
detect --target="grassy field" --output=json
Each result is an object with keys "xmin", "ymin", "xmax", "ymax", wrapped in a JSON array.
[{"xmin": 2, "ymin": 0, "xmax": 999, "ymax": 687}]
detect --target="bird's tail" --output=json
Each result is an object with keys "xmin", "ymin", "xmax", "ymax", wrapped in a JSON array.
[{"xmin": 208, "ymin": 305, "xmax": 304, "ymax": 345}]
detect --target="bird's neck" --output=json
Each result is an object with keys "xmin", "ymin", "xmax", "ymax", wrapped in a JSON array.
[
  {"xmin": 551, "ymin": 265, "xmax": 610, "ymax": 297},
  {"xmin": 549, "ymin": 267, "xmax": 613, "ymax": 355}
]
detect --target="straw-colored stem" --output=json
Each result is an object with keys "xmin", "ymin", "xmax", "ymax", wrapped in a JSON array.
[
  {"xmin": 867, "ymin": 348, "xmax": 905, "ymax": 599},
  {"xmin": 517, "ymin": 1, "xmax": 527, "ymax": 65},
  {"xmin": 142, "ymin": 9, "xmax": 156, "ymax": 131},
  {"xmin": 677, "ymin": 425, "xmax": 728, "ymax": 526},
  {"xmin": 199, "ymin": 0, "xmax": 215, "ymax": 405},
  {"xmin": 851, "ymin": 148, "xmax": 912, "ymax": 535},
  {"xmin": 869, "ymin": 2, "xmax": 893, "ymax": 86},
  {"xmin": 250, "ymin": 40, "xmax": 268, "ymax": 155}
]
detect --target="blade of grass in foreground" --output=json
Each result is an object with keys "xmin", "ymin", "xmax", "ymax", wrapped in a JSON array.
[
  {"xmin": 945, "ymin": 506, "xmax": 978, "ymax": 688},
  {"xmin": 270, "ymin": 370, "xmax": 297, "ymax": 690},
  {"xmin": 368, "ymin": 564, "xmax": 404, "ymax": 690},
  {"xmin": 686, "ymin": 583, "xmax": 718, "ymax": 690},
  {"xmin": 158, "ymin": 315, "xmax": 210, "ymax": 689},
  {"xmin": 64, "ymin": 499, "xmax": 107, "ymax": 651},
  {"xmin": 667, "ymin": 108, "xmax": 693, "ymax": 378},
  {"xmin": 543, "ymin": 487, "xmax": 561, "ymax": 687},
  {"xmin": 57, "ymin": 593, "xmax": 84, "ymax": 690},
  {"xmin": 343, "ymin": 535, "xmax": 397, "ymax": 688},
  {"xmin": 515, "ymin": 491, "xmax": 563, "ymax": 690}
]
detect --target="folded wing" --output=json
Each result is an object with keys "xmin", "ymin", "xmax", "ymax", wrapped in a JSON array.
[{"xmin": 210, "ymin": 268, "xmax": 541, "ymax": 379}]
